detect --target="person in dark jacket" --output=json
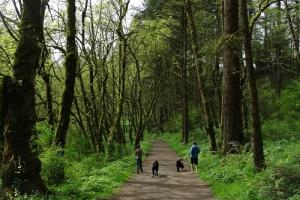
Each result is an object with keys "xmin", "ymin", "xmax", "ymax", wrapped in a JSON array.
[
  {"xmin": 189, "ymin": 142, "xmax": 200, "ymax": 173},
  {"xmin": 135, "ymin": 144, "xmax": 143, "ymax": 173}
]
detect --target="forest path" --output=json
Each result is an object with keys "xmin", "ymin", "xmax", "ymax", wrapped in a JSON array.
[{"xmin": 109, "ymin": 140, "xmax": 215, "ymax": 200}]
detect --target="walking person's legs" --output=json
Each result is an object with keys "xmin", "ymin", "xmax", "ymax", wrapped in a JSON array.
[
  {"xmin": 195, "ymin": 157, "xmax": 198, "ymax": 173},
  {"xmin": 190, "ymin": 157, "xmax": 194, "ymax": 173},
  {"xmin": 139, "ymin": 159, "xmax": 143, "ymax": 172},
  {"xmin": 136, "ymin": 158, "xmax": 140, "ymax": 173},
  {"xmin": 152, "ymin": 167, "xmax": 155, "ymax": 177}
]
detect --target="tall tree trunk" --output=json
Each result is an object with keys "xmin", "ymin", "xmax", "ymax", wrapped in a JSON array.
[
  {"xmin": 88, "ymin": 0, "xmax": 103, "ymax": 153},
  {"xmin": 240, "ymin": 0, "xmax": 266, "ymax": 170},
  {"xmin": 41, "ymin": 72, "xmax": 54, "ymax": 128},
  {"xmin": 73, "ymin": 95, "xmax": 87, "ymax": 136},
  {"xmin": 38, "ymin": 0, "xmax": 53, "ymax": 128},
  {"xmin": 0, "ymin": 77, "xmax": 10, "ymax": 165},
  {"xmin": 181, "ymin": 5, "xmax": 189, "ymax": 144},
  {"xmin": 271, "ymin": 0, "xmax": 282, "ymax": 95},
  {"xmin": 213, "ymin": 0, "xmax": 222, "ymax": 128},
  {"xmin": 110, "ymin": 38, "xmax": 127, "ymax": 144},
  {"xmin": 284, "ymin": 0, "xmax": 300, "ymax": 73},
  {"xmin": 78, "ymin": 74, "xmax": 97, "ymax": 152},
  {"xmin": 80, "ymin": 0, "xmax": 104, "ymax": 153},
  {"xmin": 0, "ymin": 0, "xmax": 47, "ymax": 195},
  {"xmin": 222, "ymin": 0, "xmax": 244, "ymax": 153},
  {"xmin": 109, "ymin": 1, "xmax": 130, "ymax": 145},
  {"xmin": 54, "ymin": 0, "xmax": 77, "ymax": 147},
  {"xmin": 185, "ymin": 0, "xmax": 217, "ymax": 152}
]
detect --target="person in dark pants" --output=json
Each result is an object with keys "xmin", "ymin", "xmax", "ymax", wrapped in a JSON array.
[
  {"xmin": 189, "ymin": 142, "xmax": 200, "ymax": 173},
  {"xmin": 135, "ymin": 144, "xmax": 143, "ymax": 173},
  {"xmin": 176, "ymin": 159, "xmax": 184, "ymax": 172}
]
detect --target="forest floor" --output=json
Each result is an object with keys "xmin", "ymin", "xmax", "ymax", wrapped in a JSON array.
[{"xmin": 109, "ymin": 140, "xmax": 215, "ymax": 200}]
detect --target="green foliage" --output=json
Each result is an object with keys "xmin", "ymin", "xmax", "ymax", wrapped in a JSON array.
[
  {"xmin": 188, "ymin": 106, "xmax": 203, "ymax": 130},
  {"xmin": 276, "ymin": 82, "xmax": 300, "ymax": 119},
  {"xmin": 64, "ymin": 126, "xmax": 93, "ymax": 160},
  {"xmin": 35, "ymin": 122, "xmax": 53, "ymax": 149},
  {"xmin": 40, "ymin": 147, "xmax": 65, "ymax": 185},
  {"xmin": 260, "ymin": 81, "xmax": 300, "ymax": 140},
  {"xmin": 163, "ymin": 114, "xmax": 182, "ymax": 132},
  {"xmin": 259, "ymin": 165, "xmax": 300, "ymax": 200}
]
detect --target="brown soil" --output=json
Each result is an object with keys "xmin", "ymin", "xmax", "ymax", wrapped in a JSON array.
[{"xmin": 110, "ymin": 140, "xmax": 216, "ymax": 200}]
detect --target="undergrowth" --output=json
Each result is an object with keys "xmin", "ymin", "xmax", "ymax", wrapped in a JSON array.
[
  {"xmin": 11, "ymin": 124, "xmax": 152, "ymax": 200},
  {"xmin": 154, "ymin": 132, "xmax": 300, "ymax": 200}
]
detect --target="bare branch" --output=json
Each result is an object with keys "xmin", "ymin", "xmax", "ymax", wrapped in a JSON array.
[{"xmin": 0, "ymin": 11, "xmax": 19, "ymax": 42}]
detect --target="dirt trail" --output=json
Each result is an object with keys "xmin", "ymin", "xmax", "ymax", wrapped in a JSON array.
[{"xmin": 110, "ymin": 140, "xmax": 216, "ymax": 200}]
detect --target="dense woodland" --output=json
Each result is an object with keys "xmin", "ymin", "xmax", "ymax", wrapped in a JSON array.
[{"xmin": 0, "ymin": 0, "xmax": 299, "ymax": 199}]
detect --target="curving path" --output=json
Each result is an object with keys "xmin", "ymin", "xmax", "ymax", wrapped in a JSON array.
[{"xmin": 110, "ymin": 140, "xmax": 215, "ymax": 200}]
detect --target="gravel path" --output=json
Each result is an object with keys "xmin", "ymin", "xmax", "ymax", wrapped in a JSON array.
[{"xmin": 110, "ymin": 140, "xmax": 216, "ymax": 200}]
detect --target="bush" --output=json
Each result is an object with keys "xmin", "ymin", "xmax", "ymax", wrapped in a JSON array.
[
  {"xmin": 258, "ymin": 166, "xmax": 300, "ymax": 200},
  {"xmin": 261, "ymin": 80, "xmax": 300, "ymax": 140},
  {"xmin": 31, "ymin": 122, "xmax": 53, "ymax": 155},
  {"xmin": 163, "ymin": 114, "xmax": 182, "ymax": 132},
  {"xmin": 262, "ymin": 120, "xmax": 299, "ymax": 140},
  {"xmin": 189, "ymin": 106, "xmax": 203, "ymax": 129},
  {"xmin": 65, "ymin": 126, "xmax": 93, "ymax": 160},
  {"xmin": 40, "ymin": 147, "xmax": 65, "ymax": 185}
]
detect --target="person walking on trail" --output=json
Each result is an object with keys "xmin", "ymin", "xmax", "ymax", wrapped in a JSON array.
[
  {"xmin": 135, "ymin": 144, "xmax": 143, "ymax": 173},
  {"xmin": 189, "ymin": 142, "xmax": 200, "ymax": 173}
]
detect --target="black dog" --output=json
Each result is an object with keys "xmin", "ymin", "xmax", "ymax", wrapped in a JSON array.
[
  {"xmin": 152, "ymin": 160, "xmax": 159, "ymax": 177},
  {"xmin": 176, "ymin": 159, "xmax": 184, "ymax": 172}
]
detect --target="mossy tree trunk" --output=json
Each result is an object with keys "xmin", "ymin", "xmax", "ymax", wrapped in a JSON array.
[
  {"xmin": 221, "ymin": 0, "xmax": 244, "ymax": 153},
  {"xmin": 240, "ymin": 0, "xmax": 266, "ymax": 171},
  {"xmin": 54, "ymin": 0, "xmax": 77, "ymax": 147},
  {"xmin": 181, "ymin": 5, "xmax": 189, "ymax": 144},
  {"xmin": 109, "ymin": 1, "xmax": 130, "ymax": 146},
  {"xmin": 78, "ymin": 74, "xmax": 97, "ymax": 152},
  {"xmin": 185, "ymin": 0, "xmax": 217, "ymax": 152},
  {"xmin": 0, "ymin": 77, "xmax": 10, "ymax": 163},
  {"xmin": 38, "ymin": 0, "xmax": 53, "ymax": 129},
  {"xmin": 0, "ymin": 0, "xmax": 47, "ymax": 195},
  {"xmin": 41, "ymin": 72, "xmax": 54, "ymax": 128}
]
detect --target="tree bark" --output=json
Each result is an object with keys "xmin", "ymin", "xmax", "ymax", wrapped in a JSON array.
[
  {"xmin": 54, "ymin": 0, "xmax": 77, "ymax": 147},
  {"xmin": 78, "ymin": 74, "xmax": 97, "ymax": 152},
  {"xmin": 222, "ymin": 0, "xmax": 244, "ymax": 153},
  {"xmin": 240, "ymin": 0, "xmax": 265, "ymax": 170},
  {"xmin": 41, "ymin": 72, "xmax": 54, "ymax": 128},
  {"xmin": 185, "ymin": 0, "xmax": 217, "ymax": 152},
  {"xmin": 0, "ymin": 0, "xmax": 47, "ymax": 195},
  {"xmin": 0, "ymin": 77, "xmax": 10, "ymax": 164},
  {"xmin": 181, "ymin": 5, "xmax": 189, "ymax": 144}
]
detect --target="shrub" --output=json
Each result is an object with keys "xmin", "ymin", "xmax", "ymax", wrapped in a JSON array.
[
  {"xmin": 258, "ymin": 166, "xmax": 300, "ymax": 200},
  {"xmin": 65, "ymin": 126, "xmax": 93, "ymax": 160},
  {"xmin": 163, "ymin": 114, "xmax": 182, "ymax": 132},
  {"xmin": 40, "ymin": 147, "xmax": 65, "ymax": 185}
]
